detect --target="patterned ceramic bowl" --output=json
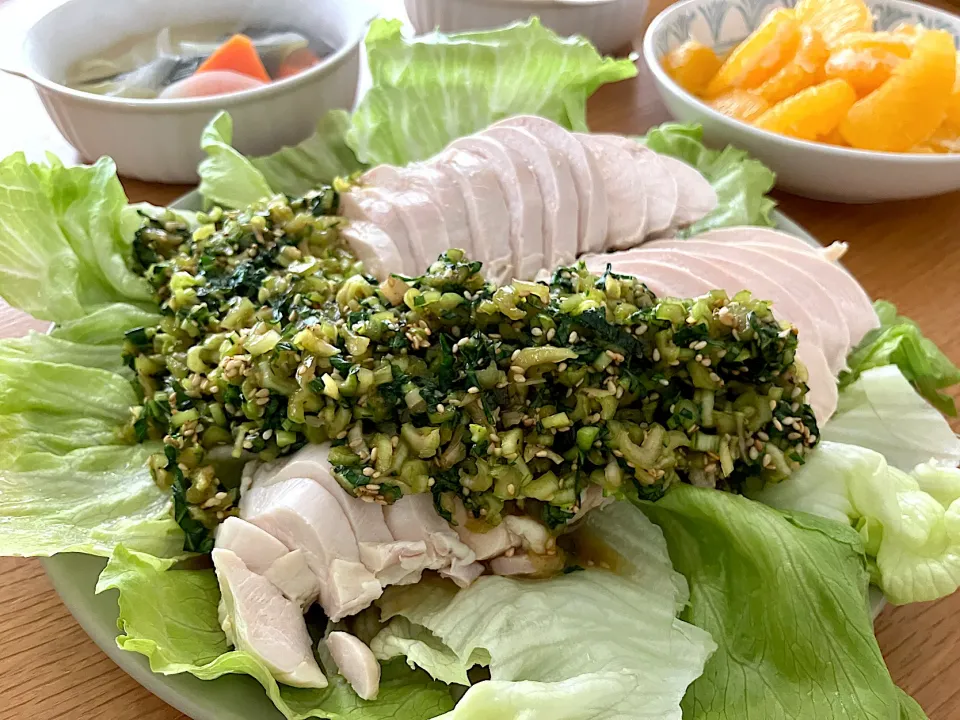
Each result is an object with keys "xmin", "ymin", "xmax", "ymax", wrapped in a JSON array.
[{"xmin": 643, "ymin": 0, "xmax": 960, "ymax": 203}]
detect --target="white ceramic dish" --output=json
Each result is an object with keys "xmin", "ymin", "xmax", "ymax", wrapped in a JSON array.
[
  {"xmin": 4, "ymin": 0, "xmax": 375, "ymax": 184},
  {"xmin": 41, "ymin": 191, "xmax": 885, "ymax": 719},
  {"xmin": 404, "ymin": 0, "xmax": 649, "ymax": 54},
  {"xmin": 643, "ymin": 0, "xmax": 960, "ymax": 203}
]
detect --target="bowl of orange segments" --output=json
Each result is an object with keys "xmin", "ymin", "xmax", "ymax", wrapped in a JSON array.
[{"xmin": 643, "ymin": 0, "xmax": 960, "ymax": 202}]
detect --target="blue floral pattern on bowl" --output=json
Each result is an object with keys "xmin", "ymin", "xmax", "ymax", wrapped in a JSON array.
[{"xmin": 654, "ymin": 0, "xmax": 960, "ymax": 58}]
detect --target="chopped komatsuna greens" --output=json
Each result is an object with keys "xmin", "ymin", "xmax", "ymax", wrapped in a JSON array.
[{"xmin": 124, "ymin": 195, "xmax": 818, "ymax": 549}]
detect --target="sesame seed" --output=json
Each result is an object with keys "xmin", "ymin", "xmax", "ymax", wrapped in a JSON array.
[
  {"xmin": 532, "ymin": 327, "xmax": 543, "ymax": 336},
  {"xmin": 769, "ymin": 399, "xmax": 778, "ymax": 410},
  {"xmin": 365, "ymin": 483, "xmax": 380, "ymax": 490},
  {"xmin": 652, "ymin": 349, "xmax": 661, "ymax": 361},
  {"xmin": 370, "ymin": 447, "xmax": 379, "ymax": 462},
  {"xmin": 709, "ymin": 372, "xmax": 721, "ymax": 383},
  {"xmin": 436, "ymin": 404, "xmax": 445, "ymax": 413},
  {"xmin": 758, "ymin": 431, "xmax": 770, "ymax": 441},
  {"xmin": 788, "ymin": 432, "xmax": 801, "ymax": 440},
  {"xmin": 506, "ymin": 483, "xmax": 516, "ymax": 496},
  {"xmin": 509, "ymin": 365, "xmax": 524, "ymax": 375},
  {"xmin": 262, "ymin": 429, "xmax": 273, "ymax": 440},
  {"xmin": 363, "ymin": 467, "xmax": 375, "ymax": 476},
  {"xmin": 462, "ymin": 487, "xmax": 470, "ymax": 496},
  {"xmin": 514, "ymin": 374, "xmax": 525, "ymax": 383},
  {"xmin": 695, "ymin": 353, "xmax": 703, "ymax": 362},
  {"xmin": 569, "ymin": 331, "xmax": 578, "ymax": 343},
  {"xmin": 659, "ymin": 378, "xmax": 670, "ymax": 386},
  {"xmin": 808, "ymin": 435, "xmax": 818, "ymax": 444},
  {"xmin": 773, "ymin": 418, "xmax": 783, "ymax": 431},
  {"xmin": 762, "ymin": 453, "xmax": 772, "ymax": 467},
  {"xmin": 468, "ymin": 386, "xmax": 480, "ymax": 394},
  {"xmin": 535, "ymin": 450, "xmax": 549, "ymax": 458},
  {"xmin": 748, "ymin": 447, "xmax": 760, "ymax": 460},
  {"xmin": 546, "ymin": 328, "xmax": 556, "ymax": 341},
  {"xmin": 792, "ymin": 386, "xmax": 802, "ymax": 399},
  {"xmin": 428, "ymin": 477, "xmax": 436, "ymax": 486},
  {"xmin": 701, "ymin": 358, "xmax": 712, "ymax": 367}
]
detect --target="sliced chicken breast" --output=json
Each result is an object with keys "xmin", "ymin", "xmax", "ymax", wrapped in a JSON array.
[
  {"xmin": 356, "ymin": 170, "xmax": 450, "ymax": 271},
  {"xmin": 451, "ymin": 499, "xmax": 522, "ymax": 561},
  {"xmin": 383, "ymin": 494, "xmax": 484, "ymax": 587},
  {"xmin": 247, "ymin": 445, "xmax": 430, "ymax": 585},
  {"xmin": 213, "ymin": 549, "xmax": 328, "ymax": 689},
  {"xmin": 692, "ymin": 229, "xmax": 878, "ymax": 348},
  {"xmin": 326, "ymin": 631, "xmax": 381, "ymax": 701},
  {"xmin": 339, "ymin": 221, "xmax": 407, "ymax": 281},
  {"xmin": 248, "ymin": 445, "xmax": 394, "ymax": 545},
  {"xmin": 600, "ymin": 135, "xmax": 678, "ymax": 236},
  {"xmin": 239, "ymin": 475, "xmax": 382, "ymax": 621},
  {"xmin": 431, "ymin": 149, "xmax": 513, "ymax": 282},
  {"xmin": 263, "ymin": 549, "xmax": 322, "ymax": 611},
  {"xmin": 575, "ymin": 134, "xmax": 649, "ymax": 251},
  {"xmin": 339, "ymin": 188, "xmax": 424, "ymax": 273},
  {"xmin": 483, "ymin": 125, "xmax": 579, "ymax": 270},
  {"xmin": 691, "ymin": 227, "xmax": 817, "ymax": 253},
  {"xmin": 651, "ymin": 239, "xmax": 851, "ymax": 373},
  {"xmin": 447, "ymin": 136, "xmax": 543, "ymax": 282},
  {"xmin": 215, "ymin": 517, "xmax": 289, "ymax": 575},
  {"xmin": 736, "ymin": 244, "xmax": 879, "ymax": 349},
  {"xmin": 655, "ymin": 154, "xmax": 718, "ymax": 230},
  {"xmin": 498, "ymin": 116, "xmax": 608, "ymax": 255},
  {"xmin": 586, "ymin": 252, "xmax": 838, "ymax": 422},
  {"xmin": 364, "ymin": 164, "xmax": 472, "ymax": 259}
]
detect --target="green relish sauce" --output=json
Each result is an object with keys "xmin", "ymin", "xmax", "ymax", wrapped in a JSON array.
[{"xmin": 124, "ymin": 189, "xmax": 819, "ymax": 552}]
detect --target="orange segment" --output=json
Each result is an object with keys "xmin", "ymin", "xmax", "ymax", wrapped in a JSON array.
[
  {"xmin": 755, "ymin": 27, "xmax": 830, "ymax": 103},
  {"xmin": 840, "ymin": 30, "xmax": 957, "ymax": 151},
  {"xmin": 755, "ymin": 78, "xmax": 857, "ymax": 139},
  {"xmin": 912, "ymin": 122, "xmax": 960, "ymax": 152},
  {"xmin": 662, "ymin": 41, "xmax": 723, "ymax": 96},
  {"xmin": 824, "ymin": 47, "xmax": 903, "ymax": 96},
  {"xmin": 829, "ymin": 31, "xmax": 913, "ymax": 57},
  {"xmin": 819, "ymin": 127, "xmax": 850, "ymax": 146},
  {"xmin": 705, "ymin": 9, "xmax": 801, "ymax": 96},
  {"xmin": 710, "ymin": 89, "xmax": 771, "ymax": 121},
  {"xmin": 946, "ymin": 53, "xmax": 960, "ymax": 127},
  {"xmin": 794, "ymin": 0, "xmax": 873, "ymax": 45},
  {"xmin": 196, "ymin": 34, "xmax": 271, "ymax": 83}
]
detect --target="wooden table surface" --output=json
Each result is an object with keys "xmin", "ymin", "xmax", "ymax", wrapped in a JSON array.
[{"xmin": 1, "ymin": 0, "xmax": 959, "ymax": 717}]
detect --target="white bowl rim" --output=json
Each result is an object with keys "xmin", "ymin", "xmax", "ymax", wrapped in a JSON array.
[
  {"xmin": 643, "ymin": 0, "xmax": 960, "ymax": 163},
  {"xmin": 20, "ymin": 0, "xmax": 376, "ymax": 111}
]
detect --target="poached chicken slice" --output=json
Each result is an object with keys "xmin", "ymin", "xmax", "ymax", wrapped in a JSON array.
[
  {"xmin": 213, "ymin": 549, "xmax": 328, "ymax": 689},
  {"xmin": 497, "ymin": 116, "xmax": 608, "ymax": 255}
]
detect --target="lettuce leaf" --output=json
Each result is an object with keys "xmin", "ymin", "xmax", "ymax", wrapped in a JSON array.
[
  {"xmin": 251, "ymin": 110, "xmax": 365, "ymax": 197},
  {"xmin": 0, "ymin": 152, "xmax": 154, "ymax": 322},
  {"xmin": 197, "ymin": 113, "xmax": 275, "ymax": 211},
  {"xmin": 823, "ymin": 366, "xmax": 960, "ymax": 471},
  {"xmin": 96, "ymin": 546, "xmax": 455, "ymax": 720},
  {"xmin": 840, "ymin": 301, "xmax": 960, "ymax": 416},
  {"xmin": 642, "ymin": 485, "xmax": 925, "ymax": 719},
  {"xmin": 751, "ymin": 441, "xmax": 960, "ymax": 605},
  {"xmin": 348, "ymin": 19, "xmax": 637, "ymax": 167},
  {"xmin": 375, "ymin": 502, "xmax": 715, "ymax": 719},
  {"xmin": 640, "ymin": 123, "xmax": 777, "ymax": 235}
]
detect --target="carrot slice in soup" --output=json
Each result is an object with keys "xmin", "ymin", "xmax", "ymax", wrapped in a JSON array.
[
  {"xmin": 277, "ymin": 48, "xmax": 322, "ymax": 80},
  {"xmin": 196, "ymin": 34, "xmax": 271, "ymax": 83}
]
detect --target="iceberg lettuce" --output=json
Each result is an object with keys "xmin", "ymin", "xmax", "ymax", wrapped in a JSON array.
[
  {"xmin": 642, "ymin": 485, "xmax": 926, "ymax": 719},
  {"xmin": 752, "ymin": 441, "xmax": 960, "ymax": 605},
  {"xmin": 823, "ymin": 366, "xmax": 960, "ymax": 471},
  {"xmin": 840, "ymin": 300, "xmax": 960, "ymax": 416},
  {"xmin": 374, "ymin": 502, "xmax": 715, "ymax": 720}
]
